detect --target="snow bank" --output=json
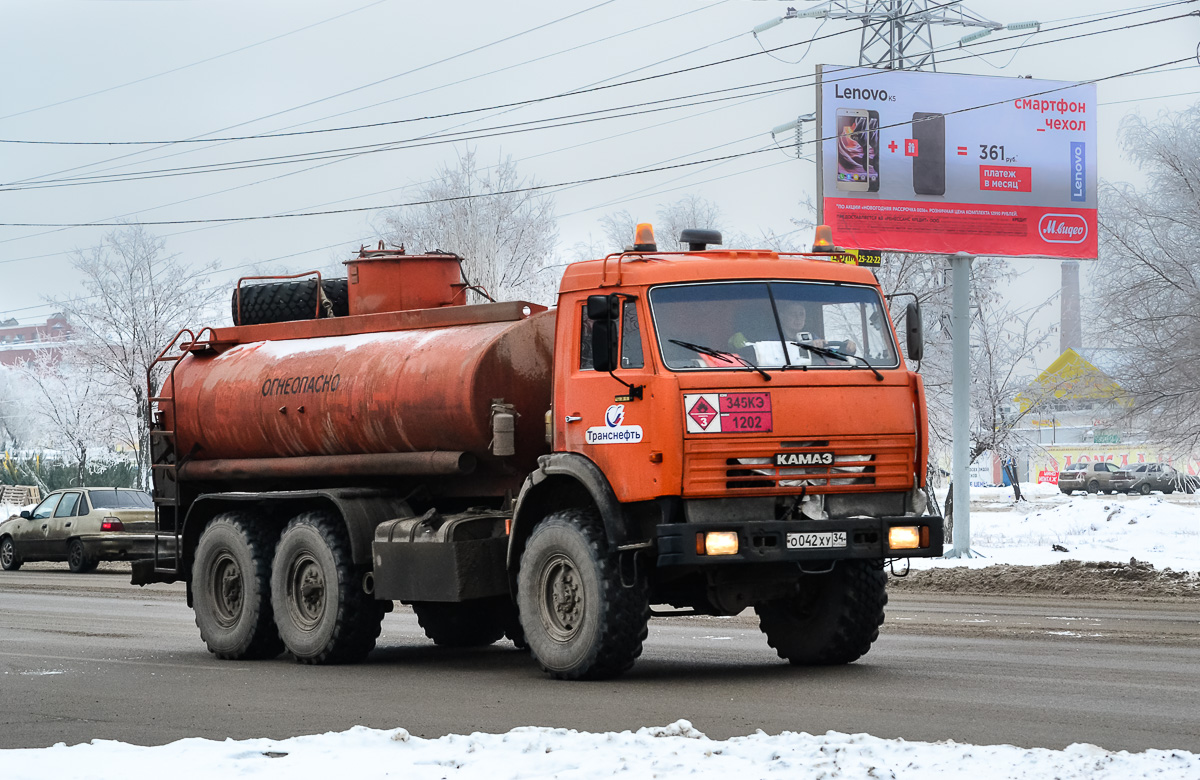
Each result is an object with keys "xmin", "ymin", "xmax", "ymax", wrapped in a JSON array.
[
  {"xmin": 924, "ymin": 485, "xmax": 1200, "ymax": 572},
  {"xmin": 5, "ymin": 722, "xmax": 1196, "ymax": 780}
]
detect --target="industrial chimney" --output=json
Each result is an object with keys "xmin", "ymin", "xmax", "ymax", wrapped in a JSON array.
[{"xmin": 1060, "ymin": 260, "xmax": 1082, "ymax": 354}]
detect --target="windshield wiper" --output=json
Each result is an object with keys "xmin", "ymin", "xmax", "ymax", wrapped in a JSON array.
[
  {"xmin": 669, "ymin": 339, "xmax": 771, "ymax": 381},
  {"xmin": 791, "ymin": 341, "xmax": 884, "ymax": 381}
]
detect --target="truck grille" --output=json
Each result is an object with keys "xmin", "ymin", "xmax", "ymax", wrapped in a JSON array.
[{"xmin": 683, "ymin": 437, "xmax": 914, "ymax": 496}]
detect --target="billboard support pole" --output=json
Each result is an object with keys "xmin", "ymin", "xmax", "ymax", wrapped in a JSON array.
[{"xmin": 946, "ymin": 251, "xmax": 975, "ymax": 558}]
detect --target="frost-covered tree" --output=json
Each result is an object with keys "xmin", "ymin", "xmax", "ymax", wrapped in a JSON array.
[
  {"xmin": 874, "ymin": 254, "xmax": 1057, "ymax": 492},
  {"xmin": 1093, "ymin": 103, "xmax": 1200, "ymax": 449},
  {"xmin": 377, "ymin": 148, "xmax": 560, "ymax": 304},
  {"xmin": 18, "ymin": 349, "xmax": 115, "ymax": 488},
  {"xmin": 53, "ymin": 225, "xmax": 221, "ymax": 487}
]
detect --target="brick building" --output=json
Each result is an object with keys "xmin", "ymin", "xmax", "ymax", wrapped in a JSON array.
[{"xmin": 0, "ymin": 314, "xmax": 74, "ymax": 366}]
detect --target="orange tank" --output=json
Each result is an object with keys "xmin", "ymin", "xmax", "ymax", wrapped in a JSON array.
[{"xmin": 163, "ymin": 304, "xmax": 554, "ymax": 483}]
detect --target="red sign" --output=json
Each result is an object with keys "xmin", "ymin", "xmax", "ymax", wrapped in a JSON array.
[
  {"xmin": 823, "ymin": 197, "xmax": 1097, "ymax": 259},
  {"xmin": 979, "ymin": 165, "xmax": 1032, "ymax": 193},
  {"xmin": 718, "ymin": 393, "xmax": 772, "ymax": 433},
  {"xmin": 1038, "ymin": 470, "xmax": 1059, "ymax": 485},
  {"xmin": 687, "ymin": 396, "xmax": 718, "ymax": 430}
]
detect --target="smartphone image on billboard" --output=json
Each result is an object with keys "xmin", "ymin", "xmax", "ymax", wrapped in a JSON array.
[
  {"xmin": 835, "ymin": 108, "xmax": 870, "ymax": 191},
  {"xmin": 867, "ymin": 110, "xmax": 880, "ymax": 192},
  {"xmin": 912, "ymin": 111, "xmax": 945, "ymax": 196}
]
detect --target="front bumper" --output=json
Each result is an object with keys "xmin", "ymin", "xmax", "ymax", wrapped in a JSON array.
[{"xmin": 656, "ymin": 516, "xmax": 945, "ymax": 566}]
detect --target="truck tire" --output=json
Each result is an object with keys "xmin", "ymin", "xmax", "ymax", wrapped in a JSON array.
[
  {"xmin": 0, "ymin": 536, "xmax": 21, "ymax": 571},
  {"xmin": 411, "ymin": 596, "xmax": 511, "ymax": 648},
  {"xmin": 192, "ymin": 513, "xmax": 284, "ymax": 660},
  {"xmin": 271, "ymin": 512, "xmax": 383, "ymax": 664},
  {"xmin": 516, "ymin": 508, "xmax": 649, "ymax": 680},
  {"xmin": 756, "ymin": 560, "xmax": 887, "ymax": 666},
  {"xmin": 231, "ymin": 278, "xmax": 349, "ymax": 326}
]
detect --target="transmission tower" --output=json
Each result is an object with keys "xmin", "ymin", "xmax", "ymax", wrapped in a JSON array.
[{"xmin": 789, "ymin": 0, "xmax": 1004, "ymax": 71}]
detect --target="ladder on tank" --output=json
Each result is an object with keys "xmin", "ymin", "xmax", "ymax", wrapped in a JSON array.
[{"xmin": 146, "ymin": 327, "xmax": 216, "ymax": 577}]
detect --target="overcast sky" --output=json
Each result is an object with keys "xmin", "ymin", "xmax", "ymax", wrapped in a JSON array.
[{"xmin": 1, "ymin": 0, "xmax": 1197, "ymax": 347}]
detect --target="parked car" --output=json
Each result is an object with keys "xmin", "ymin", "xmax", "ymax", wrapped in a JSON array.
[
  {"xmin": 0, "ymin": 488, "xmax": 162, "ymax": 573},
  {"xmin": 1058, "ymin": 461, "xmax": 1133, "ymax": 495},
  {"xmin": 1125, "ymin": 462, "xmax": 1199, "ymax": 495}
]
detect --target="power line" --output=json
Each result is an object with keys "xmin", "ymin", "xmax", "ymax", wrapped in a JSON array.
[
  {"xmin": 4, "ymin": 7, "xmax": 1192, "ymax": 194},
  {"xmin": 3, "ymin": 54, "xmax": 1189, "ymax": 230},
  {"xmin": 0, "ymin": 0, "xmax": 394, "ymax": 123},
  {"xmin": 2, "ymin": 0, "xmax": 623, "ymax": 186}
]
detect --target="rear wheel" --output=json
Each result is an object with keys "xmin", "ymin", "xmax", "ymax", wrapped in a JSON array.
[
  {"xmin": 756, "ymin": 560, "xmax": 887, "ymax": 665},
  {"xmin": 192, "ymin": 513, "xmax": 284, "ymax": 660},
  {"xmin": 411, "ymin": 596, "xmax": 512, "ymax": 648},
  {"xmin": 0, "ymin": 536, "xmax": 20, "ymax": 571},
  {"xmin": 67, "ymin": 539, "xmax": 97, "ymax": 573},
  {"xmin": 1087, "ymin": 480, "xmax": 1100, "ymax": 494},
  {"xmin": 271, "ymin": 512, "xmax": 383, "ymax": 664},
  {"xmin": 516, "ymin": 509, "xmax": 649, "ymax": 680},
  {"xmin": 1138, "ymin": 482, "xmax": 1152, "ymax": 495}
]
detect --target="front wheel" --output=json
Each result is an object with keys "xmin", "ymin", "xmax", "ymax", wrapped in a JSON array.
[
  {"xmin": 271, "ymin": 513, "xmax": 383, "ymax": 664},
  {"xmin": 516, "ymin": 509, "xmax": 648, "ymax": 680},
  {"xmin": 756, "ymin": 560, "xmax": 887, "ymax": 665},
  {"xmin": 0, "ymin": 536, "xmax": 20, "ymax": 571},
  {"xmin": 192, "ymin": 513, "xmax": 284, "ymax": 660}
]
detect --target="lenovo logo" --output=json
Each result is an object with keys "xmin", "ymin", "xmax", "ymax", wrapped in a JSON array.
[{"xmin": 1038, "ymin": 214, "xmax": 1088, "ymax": 244}]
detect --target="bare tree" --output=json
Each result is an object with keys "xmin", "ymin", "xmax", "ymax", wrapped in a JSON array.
[
  {"xmin": 377, "ymin": 148, "xmax": 560, "ymax": 304},
  {"xmin": 1093, "ymin": 103, "xmax": 1200, "ymax": 449},
  {"xmin": 18, "ymin": 349, "xmax": 115, "ymax": 488},
  {"xmin": 53, "ymin": 225, "xmax": 221, "ymax": 487},
  {"xmin": 874, "ymin": 254, "xmax": 1057, "ymax": 501}
]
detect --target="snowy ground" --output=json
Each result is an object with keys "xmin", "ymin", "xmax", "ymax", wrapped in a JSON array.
[
  {"xmin": 4, "ymin": 485, "xmax": 1199, "ymax": 776},
  {"xmin": 6, "ymin": 720, "xmax": 1198, "ymax": 780},
  {"xmin": 922, "ymin": 482, "xmax": 1200, "ymax": 573}
]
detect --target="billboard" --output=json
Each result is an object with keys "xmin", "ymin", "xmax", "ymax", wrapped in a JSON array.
[{"xmin": 816, "ymin": 65, "xmax": 1097, "ymax": 259}]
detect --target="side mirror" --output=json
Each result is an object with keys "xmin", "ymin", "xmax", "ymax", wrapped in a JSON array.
[
  {"xmin": 20, "ymin": 510, "xmax": 31, "ymax": 519},
  {"xmin": 905, "ymin": 301, "xmax": 924, "ymax": 362},
  {"xmin": 587, "ymin": 294, "xmax": 620, "ymax": 373}
]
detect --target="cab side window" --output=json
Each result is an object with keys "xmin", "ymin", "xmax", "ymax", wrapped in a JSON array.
[
  {"xmin": 581, "ymin": 300, "xmax": 644, "ymax": 371},
  {"xmin": 579, "ymin": 304, "xmax": 595, "ymax": 371},
  {"xmin": 620, "ymin": 301, "xmax": 644, "ymax": 369}
]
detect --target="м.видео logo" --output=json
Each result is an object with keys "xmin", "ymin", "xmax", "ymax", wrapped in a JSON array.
[{"xmin": 1038, "ymin": 214, "xmax": 1088, "ymax": 243}]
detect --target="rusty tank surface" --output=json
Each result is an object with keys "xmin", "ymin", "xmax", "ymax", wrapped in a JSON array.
[{"xmin": 154, "ymin": 249, "xmax": 556, "ymax": 496}]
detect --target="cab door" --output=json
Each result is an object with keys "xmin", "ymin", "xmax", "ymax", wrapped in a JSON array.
[{"xmin": 558, "ymin": 295, "xmax": 664, "ymax": 502}]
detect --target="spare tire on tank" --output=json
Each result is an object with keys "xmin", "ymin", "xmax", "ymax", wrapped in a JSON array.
[{"xmin": 231, "ymin": 278, "xmax": 349, "ymax": 326}]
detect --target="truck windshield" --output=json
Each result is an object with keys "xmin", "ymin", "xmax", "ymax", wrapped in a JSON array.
[{"xmin": 649, "ymin": 281, "xmax": 899, "ymax": 371}]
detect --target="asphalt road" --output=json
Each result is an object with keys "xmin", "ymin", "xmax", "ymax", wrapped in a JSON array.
[{"xmin": 1, "ymin": 564, "xmax": 1197, "ymax": 753}]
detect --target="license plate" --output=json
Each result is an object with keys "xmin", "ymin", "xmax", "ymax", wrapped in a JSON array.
[{"xmin": 786, "ymin": 531, "xmax": 847, "ymax": 549}]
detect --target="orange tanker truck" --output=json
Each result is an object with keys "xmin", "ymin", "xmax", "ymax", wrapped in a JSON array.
[{"xmin": 134, "ymin": 225, "xmax": 943, "ymax": 679}]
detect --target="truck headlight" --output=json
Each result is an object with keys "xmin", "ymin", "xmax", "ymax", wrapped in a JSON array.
[
  {"xmin": 696, "ymin": 531, "xmax": 739, "ymax": 556},
  {"xmin": 888, "ymin": 525, "xmax": 923, "ymax": 550}
]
